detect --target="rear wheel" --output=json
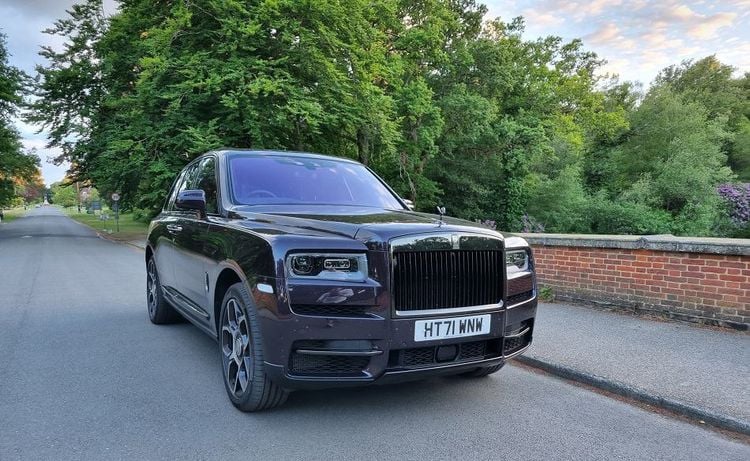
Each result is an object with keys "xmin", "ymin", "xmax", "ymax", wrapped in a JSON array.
[
  {"xmin": 461, "ymin": 362, "xmax": 505, "ymax": 378},
  {"xmin": 220, "ymin": 282, "xmax": 288, "ymax": 412},
  {"xmin": 146, "ymin": 257, "xmax": 180, "ymax": 324}
]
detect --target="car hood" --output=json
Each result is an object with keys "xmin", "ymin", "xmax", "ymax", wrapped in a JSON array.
[{"xmin": 229, "ymin": 205, "xmax": 504, "ymax": 244}]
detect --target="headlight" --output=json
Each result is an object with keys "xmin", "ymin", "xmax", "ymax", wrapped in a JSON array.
[
  {"xmin": 286, "ymin": 253, "xmax": 368, "ymax": 282},
  {"xmin": 506, "ymin": 249, "xmax": 530, "ymax": 274}
]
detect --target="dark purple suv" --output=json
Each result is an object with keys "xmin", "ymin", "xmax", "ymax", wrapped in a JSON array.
[{"xmin": 146, "ymin": 150, "xmax": 537, "ymax": 411}]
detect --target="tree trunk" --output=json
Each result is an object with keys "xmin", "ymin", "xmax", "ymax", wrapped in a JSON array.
[{"xmin": 356, "ymin": 128, "xmax": 369, "ymax": 166}]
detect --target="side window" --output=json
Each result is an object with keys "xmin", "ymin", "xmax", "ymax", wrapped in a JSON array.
[
  {"xmin": 166, "ymin": 170, "xmax": 186, "ymax": 211},
  {"xmin": 169, "ymin": 163, "xmax": 199, "ymax": 212},
  {"xmin": 194, "ymin": 157, "xmax": 218, "ymax": 214}
]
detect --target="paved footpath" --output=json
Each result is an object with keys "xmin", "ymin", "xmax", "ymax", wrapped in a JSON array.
[
  {"xmin": 1, "ymin": 208, "xmax": 748, "ymax": 460},
  {"xmin": 523, "ymin": 302, "xmax": 750, "ymax": 430}
]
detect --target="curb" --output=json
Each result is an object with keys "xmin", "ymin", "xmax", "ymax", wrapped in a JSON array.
[
  {"xmin": 95, "ymin": 232, "xmax": 146, "ymax": 251},
  {"xmin": 104, "ymin": 234, "xmax": 146, "ymax": 250},
  {"xmin": 515, "ymin": 355, "xmax": 750, "ymax": 436}
]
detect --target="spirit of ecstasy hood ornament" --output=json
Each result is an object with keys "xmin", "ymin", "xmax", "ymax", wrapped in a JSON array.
[{"xmin": 436, "ymin": 206, "xmax": 446, "ymax": 226}]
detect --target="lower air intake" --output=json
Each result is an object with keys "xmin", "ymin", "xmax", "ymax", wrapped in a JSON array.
[{"xmin": 289, "ymin": 353, "xmax": 369, "ymax": 376}]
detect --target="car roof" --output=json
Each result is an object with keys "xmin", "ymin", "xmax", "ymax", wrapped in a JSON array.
[{"xmin": 209, "ymin": 149, "xmax": 362, "ymax": 165}]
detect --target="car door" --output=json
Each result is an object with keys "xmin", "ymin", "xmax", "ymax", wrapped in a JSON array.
[
  {"xmin": 154, "ymin": 165, "xmax": 195, "ymax": 294},
  {"xmin": 171, "ymin": 156, "xmax": 218, "ymax": 320}
]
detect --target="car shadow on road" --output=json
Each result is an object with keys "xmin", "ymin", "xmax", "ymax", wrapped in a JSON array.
[{"xmin": 154, "ymin": 314, "xmax": 505, "ymax": 416}]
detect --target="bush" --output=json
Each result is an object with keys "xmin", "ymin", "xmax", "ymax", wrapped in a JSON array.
[
  {"xmin": 585, "ymin": 194, "xmax": 673, "ymax": 235},
  {"xmin": 717, "ymin": 183, "xmax": 750, "ymax": 225},
  {"xmin": 717, "ymin": 183, "xmax": 750, "ymax": 237}
]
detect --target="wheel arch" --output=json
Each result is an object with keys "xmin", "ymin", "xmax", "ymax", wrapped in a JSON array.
[{"xmin": 213, "ymin": 266, "xmax": 244, "ymax": 336}]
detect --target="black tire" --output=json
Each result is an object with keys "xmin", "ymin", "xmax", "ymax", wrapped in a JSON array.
[
  {"xmin": 219, "ymin": 282, "xmax": 288, "ymax": 412},
  {"xmin": 461, "ymin": 362, "xmax": 505, "ymax": 378},
  {"xmin": 146, "ymin": 257, "xmax": 180, "ymax": 324}
]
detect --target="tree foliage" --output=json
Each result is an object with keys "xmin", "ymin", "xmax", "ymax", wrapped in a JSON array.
[
  {"xmin": 0, "ymin": 32, "xmax": 40, "ymax": 207},
  {"xmin": 49, "ymin": 181, "xmax": 79, "ymax": 207},
  {"xmin": 27, "ymin": 2, "xmax": 750, "ymax": 237}
]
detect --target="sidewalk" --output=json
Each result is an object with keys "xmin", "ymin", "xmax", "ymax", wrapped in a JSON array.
[{"xmin": 517, "ymin": 302, "xmax": 750, "ymax": 433}]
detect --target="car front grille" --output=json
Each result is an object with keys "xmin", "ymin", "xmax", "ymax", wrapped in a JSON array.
[
  {"xmin": 389, "ymin": 340, "xmax": 500, "ymax": 369},
  {"xmin": 392, "ymin": 250, "xmax": 504, "ymax": 312}
]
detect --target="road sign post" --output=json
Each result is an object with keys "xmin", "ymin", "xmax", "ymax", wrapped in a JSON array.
[{"xmin": 111, "ymin": 193, "xmax": 120, "ymax": 233}]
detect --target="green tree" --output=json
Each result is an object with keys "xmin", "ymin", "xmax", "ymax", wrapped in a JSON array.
[
  {"xmin": 49, "ymin": 181, "xmax": 79, "ymax": 207},
  {"xmin": 28, "ymin": 2, "xmax": 746, "ymax": 237},
  {"xmin": 26, "ymin": 0, "xmax": 106, "ymax": 169},
  {"xmin": 655, "ymin": 56, "xmax": 750, "ymax": 181},
  {"xmin": 0, "ymin": 32, "xmax": 40, "ymax": 207},
  {"xmin": 609, "ymin": 88, "xmax": 733, "ymax": 235}
]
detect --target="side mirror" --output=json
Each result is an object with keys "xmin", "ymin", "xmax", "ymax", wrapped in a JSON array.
[
  {"xmin": 402, "ymin": 199, "xmax": 415, "ymax": 211},
  {"xmin": 176, "ymin": 189, "xmax": 207, "ymax": 217}
]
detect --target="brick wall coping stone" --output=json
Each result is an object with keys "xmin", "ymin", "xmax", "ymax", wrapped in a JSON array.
[{"xmin": 514, "ymin": 233, "xmax": 750, "ymax": 256}]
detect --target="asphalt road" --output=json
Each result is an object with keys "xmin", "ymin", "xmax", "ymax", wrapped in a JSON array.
[{"xmin": 0, "ymin": 207, "xmax": 748, "ymax": 460}]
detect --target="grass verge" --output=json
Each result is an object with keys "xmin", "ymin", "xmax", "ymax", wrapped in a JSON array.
[
  {"xmin": 0, "ymin": 208, "xmax": 27, "ymax": 224},
  {"xmin": 62, "ymin": 206, "xmax": 149, "ymax": 242}
]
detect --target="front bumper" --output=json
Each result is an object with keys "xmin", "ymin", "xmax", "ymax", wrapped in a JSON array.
[{"xmin": 257, "ymin": 294, "xmax": 536, "ymax": 391}]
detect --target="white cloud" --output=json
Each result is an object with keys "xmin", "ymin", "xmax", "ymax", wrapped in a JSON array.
[
  {"xmin": 663, "ymin": 4, "xmax": 700, "ymax": 22},
  {"xmin": 521, "ymin": 9, "xmax": 564, "ymax": 27},
  {"xmin": 586, "ymin": 23, "xmax": 621, "ymax": 44},
  {"xmin": 687, "ymin": 12, "xmax": 737, "ymax": 39}
]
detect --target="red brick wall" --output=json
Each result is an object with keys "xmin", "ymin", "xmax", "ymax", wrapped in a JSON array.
[{"xmin": 531, "ymin": 245, "xmax": 750, "ymax": 329}]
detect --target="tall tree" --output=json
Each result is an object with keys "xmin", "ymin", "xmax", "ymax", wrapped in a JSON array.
[
  {"xmin": 655, "ymin": 56, "xmax": 750, "ymax": 180},
  {"xmin": 27, "ymin": 0, "xmax": 106, "ymax": 170},
  {"xmin": 0, "ymin": 31, "xmax": 40, "ymax": 207},
  {"xmin": 609, "ymin": 87, "xmax": 733, "ymax": 235}
]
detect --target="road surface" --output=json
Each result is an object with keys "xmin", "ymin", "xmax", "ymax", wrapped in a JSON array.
[{"xmin": 0, "ymin": 207, "xmax": 747, "ymax": 460}]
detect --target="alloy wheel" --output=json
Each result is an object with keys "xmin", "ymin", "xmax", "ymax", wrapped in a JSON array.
[
  {"xmin": 147, "ymin": 259, "xmax": 158, "ymax": 317},
  {"xmin": 221, "ymin": 298, "xmax": 253, "ymax": 396}
]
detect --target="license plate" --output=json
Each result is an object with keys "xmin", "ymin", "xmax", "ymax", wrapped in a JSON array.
[{"xmin": 414, "ymin": 314, "xmax": 491, "ymax": 342}]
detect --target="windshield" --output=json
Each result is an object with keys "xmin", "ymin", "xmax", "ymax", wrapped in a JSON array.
[{"xmin": 228, "ymin": 154, "xmax": 405, "ymax": 209}]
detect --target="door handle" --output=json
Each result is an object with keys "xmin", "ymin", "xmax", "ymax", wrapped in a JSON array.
[{"xmin": 166, "ymin": 224, "xmax": 183, "ymax": 233}]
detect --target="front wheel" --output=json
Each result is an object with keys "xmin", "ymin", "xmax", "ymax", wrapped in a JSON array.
[{"xmin": 220, "ymin": 282, "xmax": 288, "ymax": 412}]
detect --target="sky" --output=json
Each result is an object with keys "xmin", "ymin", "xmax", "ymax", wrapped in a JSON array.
[{"xmin": 1, "ymin": 0, "xmax": 748, "ymax": 186}]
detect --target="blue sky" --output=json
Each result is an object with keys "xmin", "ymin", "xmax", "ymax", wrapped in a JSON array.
[
  {"xmin": 1, "ymin": 0, "xmax": 748, "ymax": 186},
  {"xmin": 485, "ymin": 0, "xmax": 750, "ymax": 82}
]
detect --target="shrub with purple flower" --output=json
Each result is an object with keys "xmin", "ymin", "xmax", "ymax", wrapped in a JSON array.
[
  {"xmin": 477, "ymin": 219, "xmax": 497, "ymax": 230},
  {"xmin": 717, "ymin": 183, "xmax": 750, "ymax": 226},
  {"xmin": 522, "ymin": 213, "xmax": 545, "ymax": 233},
  {"xmin": 476, "ymin": 215, "xmax": 546, "ymax": 233}
]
